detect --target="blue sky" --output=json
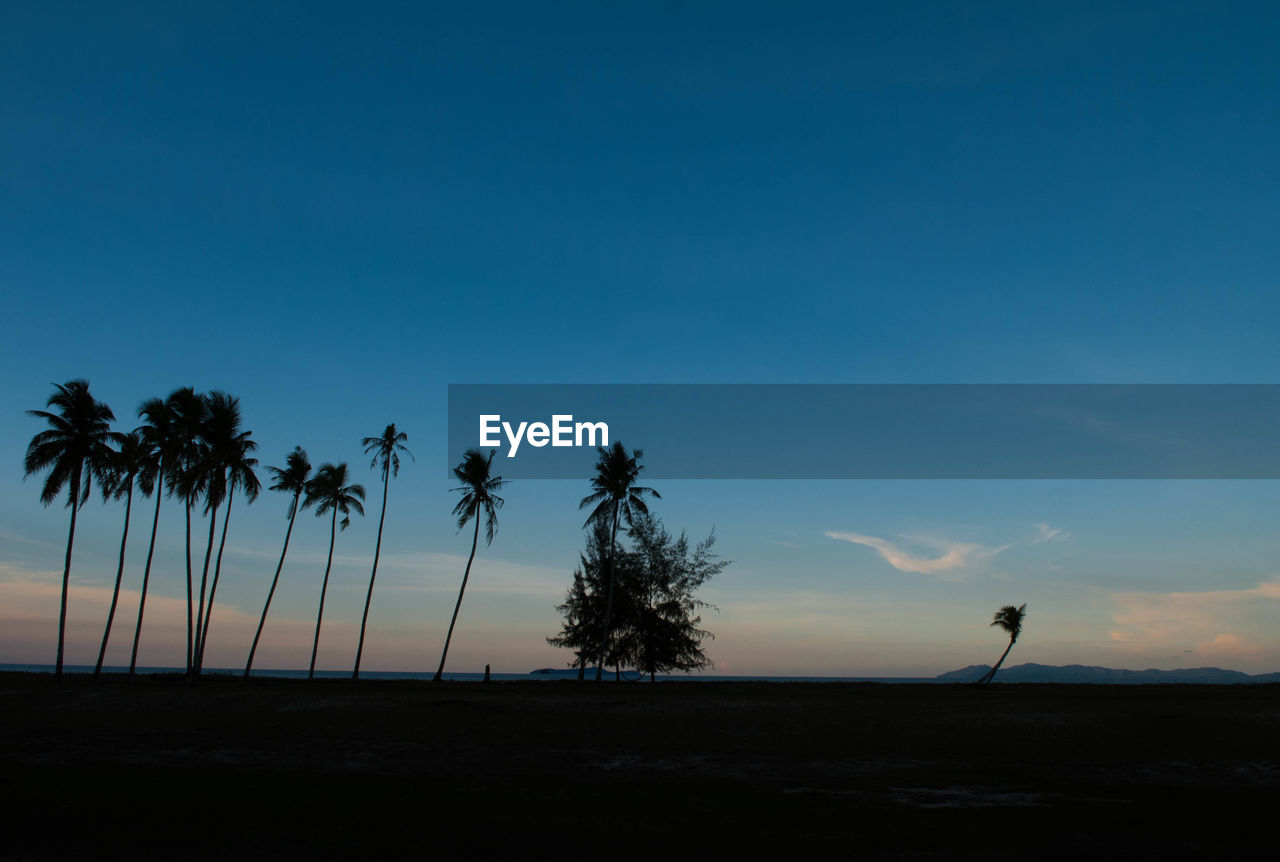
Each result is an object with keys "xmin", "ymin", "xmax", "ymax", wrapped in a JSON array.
[{"xmin": 2, "ymin": 1, "xmax": 1278, "ymax": 675}]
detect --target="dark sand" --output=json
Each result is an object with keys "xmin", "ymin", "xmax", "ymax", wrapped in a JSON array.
[{"xmin": 2, "ymin": 673, "xmax": 1277, "ymax": 859}]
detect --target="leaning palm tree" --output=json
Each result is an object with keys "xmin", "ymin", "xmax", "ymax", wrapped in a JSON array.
[
  {"xmin": 193, "ymin": 392, "xmax": 260, "ymax": 676},
  {"xmin": 128, "ymin": 395, "xmax": 177, "ymax": 677},
  {"xmin": 93, "ymin": 430, "xmax": 156, "ymax": 677},
  {"xmin": 165, "ymin": 387, "xmax": 211, "ymax": 674},
  {"xmin": 304, "ymin": 462, "xmax": 365, "ymax": 680},
  {"xmin": 579, "ymin": 442, "xmax": 659, "ymax": 681},
  {"xmin": 978, "ymin": 603, "xmax": 1027, "ymax": 685},
  {"xmin": 24, "ymin": 380, "xmax": 120, "ymax": 681},
  {"xmin": 193, "ymin": 394, "xmax": 261, "ymax": 671},
  {"xmin": 190, "ymin": 392, "xmax": 235, "ymax": 676},
  {"xmin": 245, "ymin": 447, "xmax": 312, "ymax": 678},
  {"xmin": 354, "ymin": 423, "xmax": 413, "ymax": 680},
  {"xmin": 433, "ymin": 448, "xmax": 505, "ymax": 681}
]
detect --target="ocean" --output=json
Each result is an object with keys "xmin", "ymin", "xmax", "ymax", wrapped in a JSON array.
[{"xmin": 0, "ymin": 663, "xmax": 934, "ymax": 683}]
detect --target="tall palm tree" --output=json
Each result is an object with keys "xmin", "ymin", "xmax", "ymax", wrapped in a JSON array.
[
  {"xmin": 354, "ymin": 423, "xmax": 413, "ymax": 680},
  {"xmin": 23, "ymin": 380, "xmax": 120, "ymax": 681},
  {"xmin": 433, "ymin": 449, "xmax": 505, "ymax": 682},
  {"xmin": 245, "ymin": 447, "xmax": 312, "ymax": 678},
  {"xmin": 128, "ymin": 395, "xmax": 177, "ymax": 677},
  {"xmin": 579, "ymin": 442, "xmax": 659, "ymax": 681},
  {"xmin": 304, "ymin": 462, "xmax": 365, "ymax": 680},
  {"xmin": 193, "ymin": 392, "xmax": 260, "ymax": 676},
  {"xmin": 165, "ymin": 387, "xmax": 210, "ymax": 675},
  {"xmin": 978, "ymin": 603, "xmax": 1027, "ymax": 685},
  {"xmin": 93, "ymin": 430, "xmax": 155, "ymax": 677}
]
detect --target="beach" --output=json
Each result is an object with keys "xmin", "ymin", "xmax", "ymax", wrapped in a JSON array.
[{"xmin": 2, "ymin": 672, "xmax": 1276, "ymax": 858}]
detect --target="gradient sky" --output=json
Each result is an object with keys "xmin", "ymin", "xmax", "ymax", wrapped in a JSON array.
[{"xmin": 3, "ymin": 1, "xmax": 1278, "ymax": 676}]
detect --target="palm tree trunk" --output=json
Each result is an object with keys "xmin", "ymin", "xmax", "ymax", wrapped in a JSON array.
[
  {"xmin": 55, "ymin": 474, "xmax": 82, "ymax": 683},
  {"xmin": 196, "ymin": 487, "xmax": 235, "ymax": 674},
  {"xmin": 192, "ymin": 499, "xmax": 220, "ymax": 678},
  {"xmin": 245, "ymin": 501, "xmax": 299, "ymax": 678},
  {"xmin": 434, "ymin": 514, "xmax": 480, "ymax": 681},
  {"xmin": 595, "ymin": 503, "xmax": 621, "ymax": 682},
  {"xmin": 94, "ymin": 479, "xmax": 134, "ymax": 676},
  {"xmin": 309, "ymin": 509, "xmax": 338, "ymax": 680},
  {"xmin": 354, "ymin": 472, "xmax": 389, "ymax": 680},
  {"xmin": 184, "ymin": 500, "xmax": 194, "ymax": 675},
  {"xmin": 980, "ymin": 638, "xmax": 1016, "ymax": 685},
  {"xmin": 129, "ymin": 480, "xmax": 164, "ymax": 678}
]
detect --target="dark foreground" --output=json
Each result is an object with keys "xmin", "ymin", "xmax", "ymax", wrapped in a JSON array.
[{"xmin": 2, "ymin": 674, "xmax": 1278, "ymax": 859}]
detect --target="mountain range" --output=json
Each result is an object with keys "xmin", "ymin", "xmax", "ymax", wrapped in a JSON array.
[{"xmin": 938, "ymin": 662, "xmax": 1280, "ymax": 684}]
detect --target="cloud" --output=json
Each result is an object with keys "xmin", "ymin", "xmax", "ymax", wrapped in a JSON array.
[
  {"xmin": 1032, "ymin": 523, "xmax": 1071, "ymax": 542},
  {"xmin": 1107, "ymin": 578, "xmax": 1280, "ymax": 669},
  {"xmin": 1192, "ymin": 632, "xmax": 1264, "ymax": 662},
  {"xmin": 824, "ymin": 531, "xmax": 1008, "ymax": 576}
]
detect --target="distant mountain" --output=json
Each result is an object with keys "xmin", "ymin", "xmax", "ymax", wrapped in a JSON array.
[{"xmin": 937, "ymin": 662, "xmax": 1280, "ymax": 684}]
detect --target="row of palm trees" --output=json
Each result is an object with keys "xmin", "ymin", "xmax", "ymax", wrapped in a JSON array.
[
  {"xmin": 24, "ymin": 380, "xmax": 1025, "ymax": 684},
  {"xmin": 23, "ymin": 380, "xmax": 504, "ymax": 682}
]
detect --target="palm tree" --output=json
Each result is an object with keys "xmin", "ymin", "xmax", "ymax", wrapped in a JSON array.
[
  {"xmin": 24, "ymin": 380, "xmax": 120, "ymax": 681},
  {"xmin": 189, "ymin": 392, "xmax": 233, "ymax": 677},
  {"xmin": 354, "ymin": 423, "xmax": 413, "ymax": 680},
  {"xmin": 304, "ymin": 463, "xmax": 365, "ymax": 680},
  {"xmin": 978, "ymin": 603, "xmax": 1027, "ymax": 685},
  {"xmin": 245, "ymin": 447, "xmax": 312, "ymax": 678},
  {"xmin": 189, "ymin": 394, "xmax": 259, "ymax": 676},
  {"xmin": 579, "ymin": 442, "xmax": 659, "ymax": 681},
  {"xmin": 165, "ymin": 387, "xmax": 210, "ymax": 675},
  {"xmin": 128, "ymin": 395, "xmax": 177, "ymax": 678},
  {"xmin": 93, "ymin": 430, "xmax": 155, "ymax": 677},
  {"xmin": 193, "ymin": 392, "xmax": 260, "ymax": 676},
  {"xmin": 433, "ymin": 449, "xmax": 505, "ymax": 681}
]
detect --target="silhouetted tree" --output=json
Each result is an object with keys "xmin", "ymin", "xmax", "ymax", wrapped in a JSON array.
[
  {"xmin": 434, "ymin": 449, "xmax": 505, "ymax": 681},
  {"xmin": 354, "ymin": 424, "xmax": 413, "ymax": 680},
  {"xmin": 618, "ymin": 513, "xmax": 724, "ymax": 681},
  {"xmin": 547, "ymin": 521, "xmax": 626, "ymax": 676},
  {"xmin": 549, "ymin": 515, "xmax": 724, "ymax": 682},
  {"xmin": 165, "ymin": 387, "xmax": 210, "ymax": 675},
  {"xmin": 579, "ymin": 442, "xmax": 659, "ymax": 681},
  {"xmin": 128, "ymin": 395, "xmax": 177, "ymax": 677},
  {"xmin": 304, "ymin": 462, "xmax": 365, "ymax": 680},
  {"xmin": 978, "ymin": 603, "xmax": 1026, "ymax": 685},
  {"xmin": 549, "ymin": 567, "xmax": 596, "ymax": 678},
  {"xmin": 193, "ymin": 392, "xmax": 260, "ymax": 676},
  {"xmin": 94, "ymin": 430, "xmax": 155, "ymax": 676},
  {"xmin": 24, "ymin": 380, "xmax": 120, "ymax": 681},
  {"xmin": 245, "ymin": 447, "xmax": 311, "ymax": 678}
]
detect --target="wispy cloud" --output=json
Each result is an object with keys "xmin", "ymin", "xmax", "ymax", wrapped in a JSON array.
[
  {"xmin": 826, "ymin": 522, "xmax": 1069, "ymax": 577},
  {"xmin": 1032, "ymin": 523, "xmax": 1071, "ymax": 542},
  {"xmin": 824, "ymin": 531, "xmax": 1009, "ymax": 576}
]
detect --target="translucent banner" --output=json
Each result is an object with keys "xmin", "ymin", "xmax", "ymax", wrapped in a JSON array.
[{"xmin": 446, "ymin": 384, "xmax": 1280, "ymax": 479}]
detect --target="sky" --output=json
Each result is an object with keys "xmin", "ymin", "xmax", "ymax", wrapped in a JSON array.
[{"xmin": 2, "ymin": 1, "xmax": 1278, "ymax": 677}]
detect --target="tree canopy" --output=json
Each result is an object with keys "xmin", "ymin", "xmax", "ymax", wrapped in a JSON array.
[{"xmin": 550, "ymin": 512, "xmax": 727, "ymax": 680}]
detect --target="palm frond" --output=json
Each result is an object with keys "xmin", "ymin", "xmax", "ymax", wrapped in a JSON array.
[
  {"xmin": 304, "ymin": 462, "xmax": 366, "ymax": 526},
  {"xmin": 24, "ymin": 380, "xmax": 117, "ymax": 509},
  {"xmin": 366, "ymin": 423, "xmax": 414, "ymax": 479},
  {"xmin": 578, "ymin": 441, "xmax": 659, "ymax": 531},
  {"xmin": 451, "ymin": 449, "xmax": 503, "ymax": 540},
  {"xmin": 990, "ymin": 603, "xmax": 1027, "ymax": 641}
]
